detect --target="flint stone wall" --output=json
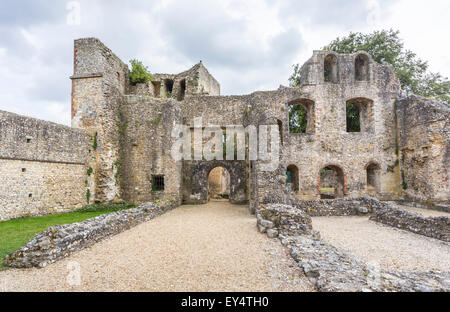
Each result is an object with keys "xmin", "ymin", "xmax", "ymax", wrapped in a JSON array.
[
  {"xmin": 4, "ymin": 199, "xmax": 178, "ymax": 268},
  {"xmin": 288, "ymin": 196, "xmax": 387, "ymax": 217},
  {"xmin": 370, "ymin": 205, "xmax": 450, "ymax": 242},
  {"xmin": 284, "ymin": 235, "xmax": 449, "ymax": 292},
  {"xmin": 257, "ymin": 204, "xmax": 313, "ymax": 238},
  {"xmin": 0, "ymin": 110, "xmax": 91, "ymax": 221},
  {"xmin": 397, "ymin": 95, "xmax": 450, "ymax": 209}
]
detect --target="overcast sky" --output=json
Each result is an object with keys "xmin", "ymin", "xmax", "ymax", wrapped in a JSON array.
[{"xmin": 0, "ymin": 0, "xmax": 449, "ymax": 125}]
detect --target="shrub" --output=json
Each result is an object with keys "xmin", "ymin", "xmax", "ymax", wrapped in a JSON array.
[{"xmin": 129, "ymin": 59, "xmax": 153, "ymax": 85}]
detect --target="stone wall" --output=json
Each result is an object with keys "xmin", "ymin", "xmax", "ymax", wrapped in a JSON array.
[
  {"xmin": 118, "ymin": 95, "xmax": 183, "ymax": 204},
  {"xmin": 2, "ymin": 37, "xmax": 448, "ymax": 220},
  {"xmin": 281, "ymin": 51, "xmax": 402, "ymax": 201},
  {"xmin": 257, "ymin": 201, "xmax": 449, "ymax": 291},
  {"xmin": 0, "ymin": 110, "xmax": 90, "ymax": 221},
  {"xmin": 70, "ymin": 39, "xmax": 407, "ymax": 214},
  {"xmin": 182, "ymin": 160, "xmax": 248, "ymax": 204},
  {"xmin": 288, "ymin": 196, "xmax": 386, "ymax": 217},
  {"xmin": 285, "ymin": 235, "xmax": 449, "ymax": 292},
  {"xmin": 257, "ymin": 203, "xmax": 313, "ymax": 238},
  {"xmin": 370, "ymin": 204, "xmax": 449, "ymax": 242},
  {"xmin": 4, "ymin": 199, "xmax": 178, "ymax": 268},
  {"xmin": 397, "ymin": 96, "xmax": 450, "ymax": 209},
  {"xmin": 71, "ymin": 38, "xmax": 130, "ymax": 203}
]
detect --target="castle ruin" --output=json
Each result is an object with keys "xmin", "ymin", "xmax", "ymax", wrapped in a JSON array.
[{"xmin": 0, "ymin": 37, "xmax": 449, "ymax": 221}]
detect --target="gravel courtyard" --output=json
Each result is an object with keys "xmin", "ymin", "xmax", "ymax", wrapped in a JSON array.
[
  {"xmin": 312, "ymin": 215, "xmax": 450, "ymax": 272},
  {"xmin": 0, "ymin": 201, "xmax": 314, "ymax": 292}
]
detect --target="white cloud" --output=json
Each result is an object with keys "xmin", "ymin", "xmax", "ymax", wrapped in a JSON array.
[{"xmin": 0, "ymin": 0, "xmax": 448, "ymax": 126}]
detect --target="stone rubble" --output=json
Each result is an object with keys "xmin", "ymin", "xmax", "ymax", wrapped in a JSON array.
[
  {"xmin": 257, "ymin": 202, "xmax": 450, "ymax": 292},
  {"xmin": 257, "ymin": 204, "xmax": 313, "ymax": 237}
]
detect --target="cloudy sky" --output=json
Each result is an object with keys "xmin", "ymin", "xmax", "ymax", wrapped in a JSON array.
[{"xmin": 0, "ymin": 0, "xmax": 449, "ymax": 125}]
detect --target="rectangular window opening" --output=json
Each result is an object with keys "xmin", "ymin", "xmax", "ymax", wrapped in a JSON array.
[{"xmin": 152, "ymin": 175, "xmax": 165, "ymax": 192}]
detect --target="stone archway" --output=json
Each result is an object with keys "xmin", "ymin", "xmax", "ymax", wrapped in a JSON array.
[
  {"xmin": 182, "ymin": 160, "xmax": 248, "ymax": 205},
  {"xmin": 208, "ymin": 166, "xmax": 230, "ymax": 200},
  {"xmin": 318, "ymin": 165, "xmax": 346, "ymax": 199}
]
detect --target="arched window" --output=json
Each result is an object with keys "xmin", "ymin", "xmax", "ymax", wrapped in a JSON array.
[
  {"xmin": 324, "ymin": 54, "xmax": 338, "ymax": 83},
  {"xmin": 286, "ymin": 165, "xmax": 299, "ymax": 193},
  {"xmin": 346, "ymin": 98, "xmax": 374, "ymax": 133},
  {"xmin": 289, "ymin": 99, "xmax": 315, "ymax": 134},
  {"xmin": 355, "ymin": 54, "xmax": 369, "ymax": 81}
]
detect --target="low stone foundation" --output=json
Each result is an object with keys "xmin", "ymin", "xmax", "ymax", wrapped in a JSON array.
[
  {"xmin": 257, "ymin": 204, "xmax": 312, "ymax": 238},
  {"xmin": 288, "ymin": 196, "xmax": 386, "ymax": 217},
  {"xmin": 4, "ymin": 199, "xmax": 178, "ymax": 268},
  {"xmin": 370, "ymin": 205, "xmax": 450, "ymax": 242},
  {"xmin": 284, "ymin": 235, "xmax": 449, "ymax": 292},
  {"xmin": 260, "ymin": 198, "xmax": 450, "ymax": 291}
]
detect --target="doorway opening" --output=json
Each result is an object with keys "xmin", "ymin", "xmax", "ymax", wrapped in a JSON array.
[
  {"xmin": 320, "ymin": 165, "xmax": 345, "ymax": 199},
  {"xmin": 208, "ymin": 167, "xmax": 231, "ymax": 201}
]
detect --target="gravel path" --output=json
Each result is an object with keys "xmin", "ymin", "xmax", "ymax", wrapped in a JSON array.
[
  {"xmin": 312, "ymin": 216, "xmax": 450, "ymax": 272},
  {"xmin": 0, "ymin": 201, "xmax": 314, "ymax": 292}
]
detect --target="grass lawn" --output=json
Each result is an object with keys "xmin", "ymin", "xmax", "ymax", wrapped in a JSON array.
[{"xmin": 0, "ymin": 202, "xmax": 136, "ymax": 270}]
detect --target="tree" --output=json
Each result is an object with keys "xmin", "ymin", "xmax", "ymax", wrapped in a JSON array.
[
  {"xmin": 346, "ymin": 102, "xmax": 360, "ymax": 132},
  {"xmin": 289, "ymin": 29, "xmax": 449, "ymax": 105},
  {"xmin": 129, "ymin": 59, "xmax": 153, "ymax": 85},
  {"xmin": 289, "ymin": 104, "xmax": 308, "ymax": 133}
]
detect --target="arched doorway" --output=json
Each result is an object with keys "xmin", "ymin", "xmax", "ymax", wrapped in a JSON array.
[
  {"xmin": 208, "ymin": 166, "xmax": 230, "ymax": 201},
  {"xmin": 319, "ymin": 165, "xmax": 345, "ymax": 199},
  {"xmin": 182, "ymin": 160, "xmax": 248, "ymax": 205},
  {"xmin": 366, "ymin": 162, "xmax": 381, "ymax": 195}
]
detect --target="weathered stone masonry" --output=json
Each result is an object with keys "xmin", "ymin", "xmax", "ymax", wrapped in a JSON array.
[
  {"xmin": 0, "ymin": 110, "xmax": 91, "ymax": 221},
  {"xmin": 0, "ymin": 37, "xmax": 448, "ymax": 221}
]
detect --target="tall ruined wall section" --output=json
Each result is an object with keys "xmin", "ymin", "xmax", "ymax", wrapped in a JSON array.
[
  {"xmin": 118, "ymin": 96, "xmax": 183, "ymax": 204},
  {"xmin": 286, "ymin": 51, "xmax": 402, "ymax": 200},
  {"xmin": 0, "ymin": 110, "xmax": 90, "ymax": 221},
  {"xmin": 71, "ymin": 38, "xmax": 130, "ymax": 202},
  {"xmin": 397, "ymin": 96, "xmax": 449, "ymax": 208},
  {"xmin": 247, "ymin": 51, "xmax": 403, "ymax": 212}
]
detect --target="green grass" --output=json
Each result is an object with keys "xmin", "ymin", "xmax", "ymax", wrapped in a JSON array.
[{"xmin": 0, "ymin": 202, "xmax": 136, "ymax": 269}]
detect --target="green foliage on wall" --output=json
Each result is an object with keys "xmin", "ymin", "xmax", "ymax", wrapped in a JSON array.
[
  {"xmin": 129, "ymin": 59, "xmax": 153, "ymax": 85},
  {"xmin": 93, "ymin": 132, "xmax": 98, "ymax": 150},
  {"xmin": 86, "ymin": 189, "xmax": 91, "ymax": 204}
]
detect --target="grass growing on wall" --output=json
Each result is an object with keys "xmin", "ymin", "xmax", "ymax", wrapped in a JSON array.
[{"xmin": 0, "ymin": 202, "xmax": 136, "ymax": 271}]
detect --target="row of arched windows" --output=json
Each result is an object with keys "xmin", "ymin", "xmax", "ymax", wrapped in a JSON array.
[
  {"xmin": 286, "ymin": 162, "xmax": 381, "ymax": 198},
  {"xmin": 288, "ymin": 97, "xmax": 374, "ymax": 134},
  {"xmin": 324, "ymin": 53, "xmax": 370, "ymax": 83}
]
